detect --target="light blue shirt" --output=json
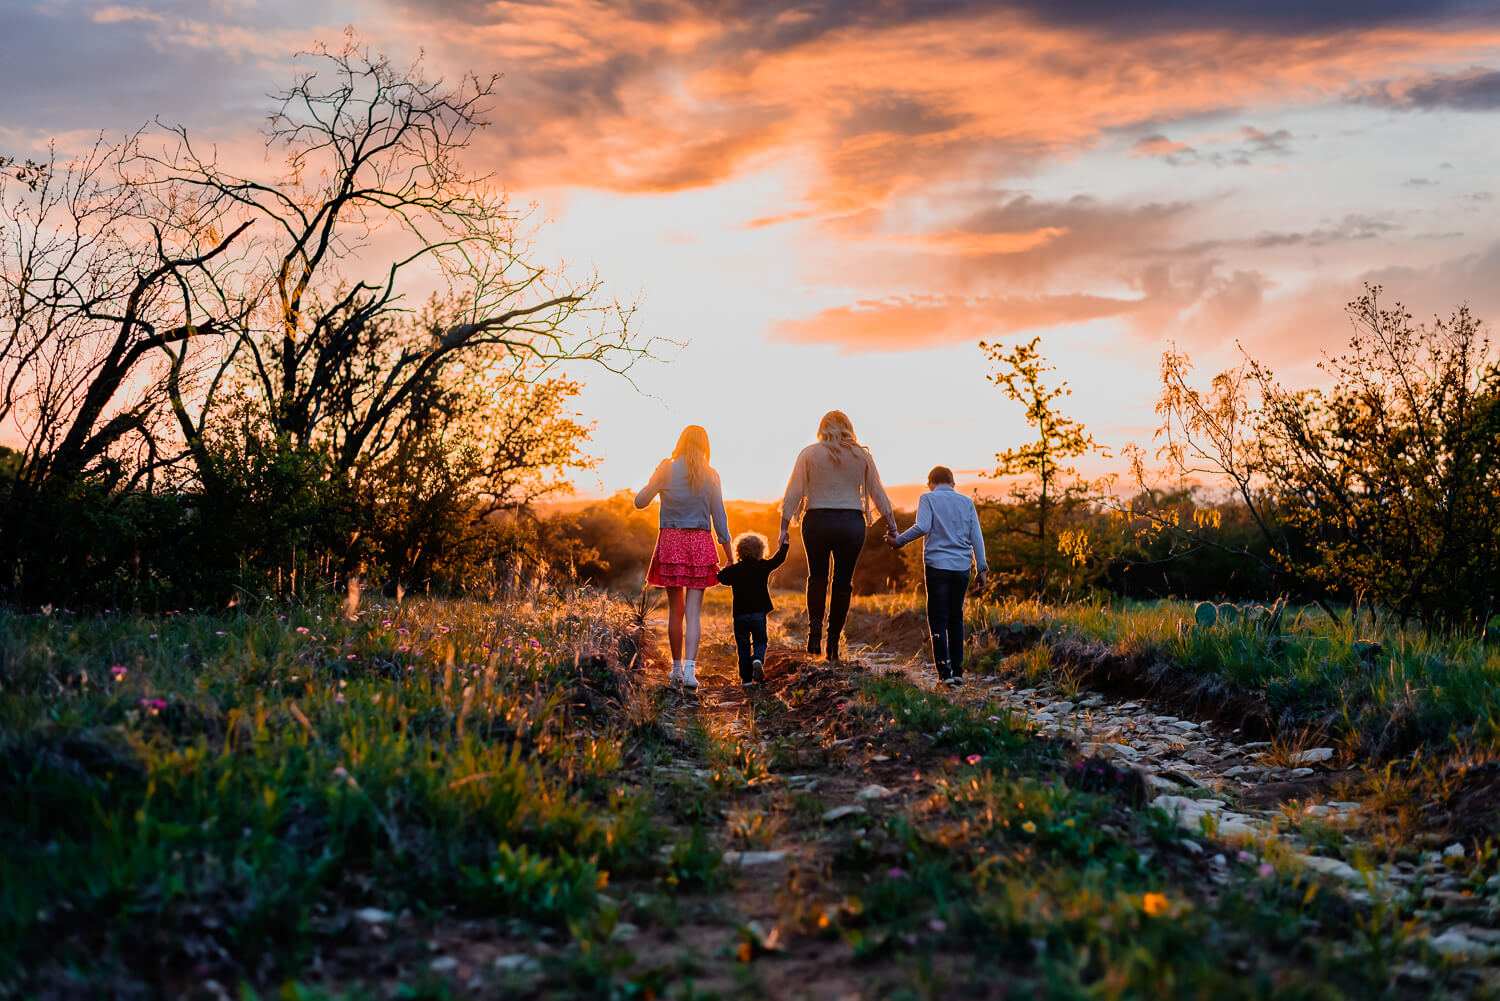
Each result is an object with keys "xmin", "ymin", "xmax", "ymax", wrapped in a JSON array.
[{"xmin": 893, "ymin": 484, "xmax": 988, "ymax": 573}]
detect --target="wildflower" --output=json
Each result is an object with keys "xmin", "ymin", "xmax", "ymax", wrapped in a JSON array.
[
  {"xmin": 817, "ymin": 912, "xmax": 831, "ymax": 929},
  {"xmin": 528, "ymin": 637, "xmax": 541, "ymax": 650},
  {"xmin": 1142, "ymin": 892, "xmax": 1170, "ymax": 917},
  {"xmin": 335, "ymin": 695, "xmax": 345, "ymax": 704},
  {"xmin": 737, "ymin": 941, "xmax": 753, "ymax": 963},
  {"xmin": 1063, "ymin": 818, "xmax": 1075, "ymax": 828},
  {"xmin": 110, "ymin": 666, "xmax": 127, "ymax": 681},
  {"xmin": 928, "ymin": 918, "xmax": 947, "ymax": 933},
  {"xmin": 148, "ymin": 633, "xmax": 158, "ymax": 639},
  {"xmin": 596, "ymin": 871, "xmax": 609, "ymax": 890},
  {"xmin": 1021, "ymin": 821, "xmax": 1037, "ymax": 834},
  {"xmin": 296, "ymin": 627, "xmax": 310, "ymax": 635},
  {"xmin": 966, "ymin": 754, "xmax": 982, "ymax": 765},
  {"xmin": 666, "ymin": 875, "xmax": 679, "ymax": 887},
  {"xmin": 381, "ymin": 620, "xmax": 392, "ymax": 627},
  {"xmin": 887, "ymin": 867, "xmax": 907, "ymax": 879},
  {"xmin": 215, "ymin": 631, "xmax": 228, "ymax": 636},
  {"xmin": 347, "ymin": 654, "xmax": 357, "ymax": 660},
  {"xmin": 1257, "ymin": 863, "xmax": 1275, "ymax": 879},
  {"xmin": 1238, "ymin": 850, "xmax": 1255, "ymax": 864},
  {"xmin": 988, "ymin": 715, "xmax": 1003, "ymax": 722}
]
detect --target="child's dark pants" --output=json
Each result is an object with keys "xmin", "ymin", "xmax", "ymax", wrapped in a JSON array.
[
  {"xmin": 924, "ymin": 567, "xmax": 969, "ymax": 679},
  {"xmin": 733, "ymin": 612, "xmax": 769, "ymax": 682}
]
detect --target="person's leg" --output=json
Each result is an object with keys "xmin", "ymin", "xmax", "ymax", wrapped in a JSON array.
[
  {"xmin": 666, "ymin": 587, "xmax": 685, "ymax": 662},
  {"xmin": 946, "ymin": 570, "xmax": 970, "ymax": 679},
  {"xmin": 750, "ymin": 612, "xmax": 768, "ymax": 683},
  {"xmin": 924, "ymin": 565, "xmax": 951, "ymax": 679},
  {"xmin": 802, "ymin": 511, "xmax": 831, "ymax": 655},
  {"xmin": 733, "ymin": 614, "xmax": 755, "ymax": 683},
  {"xmin": 825, "ymin": 511, "xmax": 866, "ymax": 661},
  {"xmin": 684, "ymin": 587, "xmax": 705, "ymax": 662}
]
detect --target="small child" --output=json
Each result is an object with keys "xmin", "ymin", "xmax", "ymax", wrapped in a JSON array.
[
  {"xmin": 887, "ymin": 466, "xmax": 988, "ymax": 685},
  {"xmin": 716, "ymin": 531, "xmax": 790, "ymax": 689}
]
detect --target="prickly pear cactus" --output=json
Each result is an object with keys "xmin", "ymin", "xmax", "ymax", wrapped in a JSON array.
[
  {"xmin": 1216, "ymin": 602, "xmax": 1240, "ymax": 625},
  {"xmin": 1194, "ymin": 601, "xmax": 1218, "ymax": 628}
]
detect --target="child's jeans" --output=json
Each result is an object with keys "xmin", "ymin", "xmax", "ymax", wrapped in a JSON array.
[
  {"xmin": 924, "ymin": 567, "xmax": 969, "ymax": 679},
  {"xmin": 733, "ymin": 612, "xmax": 768, "ymax": 682}
]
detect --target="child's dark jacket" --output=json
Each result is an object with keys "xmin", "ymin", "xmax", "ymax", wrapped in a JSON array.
[{"xmin": 716, "ymin": 542, "xmax": 789, "ymax": 617}]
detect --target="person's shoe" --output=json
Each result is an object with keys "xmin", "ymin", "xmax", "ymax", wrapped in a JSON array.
[
  {"xmin": 669, "ymin": 662, "xmax": 684, "ymax": 687},
  {"xmin": 751, "ymin": 658, "xmax": 765, "ymax": 684},
  {"xmin": 943, "ymin": 674, "xmax": 963, "ymax": 688},
  {"xmin": 825, "ymin": 632, "xmax": 840, "ymax": 662},
  {"xmin": 806, "ymin": 628, "xmax": 822, "ymax": 656},
  {"xmin": 741, "ymin": 681, "xmax": 758, "ymax": 693},
  {"xmin": 682, "ymin": 664, "xmax": 699, "ymax": 691}
]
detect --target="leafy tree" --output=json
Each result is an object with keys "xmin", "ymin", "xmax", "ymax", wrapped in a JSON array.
[
  {"xmin": 1153, "ymin": 286, "xmax": 1500, "ymax": 630},
  {"xmin": 980, "ymin": 335, "xmax": 1107, "ymax": 595}
]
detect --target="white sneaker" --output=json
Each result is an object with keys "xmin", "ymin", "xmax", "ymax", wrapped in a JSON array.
[
  {"xmin": 682, "ymin": 663, "xmax": 699, "ymax": 690},
  {"xmin": 669, "ymin": 662, "xmax": 684, "ymax": 686}
]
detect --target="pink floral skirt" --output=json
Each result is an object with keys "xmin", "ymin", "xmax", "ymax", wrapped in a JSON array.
[{"xmin": 647, "ymin": 528, "xmax": 720, "ymax": 589}]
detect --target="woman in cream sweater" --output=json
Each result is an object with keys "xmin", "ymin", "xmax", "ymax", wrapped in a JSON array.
[{"xmin": 779, "ymin": 411, "xmax": 895, "ymax": 661}]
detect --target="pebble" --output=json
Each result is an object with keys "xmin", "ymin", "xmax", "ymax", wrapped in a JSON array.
[
  {"xmin": 1443, "ymin": 843, "xmax": 1465, "ymax": 858},
  {"xmin": 1289, "ymin": 747, "xmax": 1334, "ymax": 765},
  {"xmin": 494, "ymin": 955, "xmax": 540, "ymax": 973},
  {"xmin": 1428, "ymin": 928, "xmax": 1500, "ymax": 960},
  {"xmin": 429, "ymin": 957, "xmax": 460, "ymax": 974},
  {"xmin": 823, "ymin": 805, "xmax": 866, "ymax": 822},
  {"xmin": 1288, "ymin": 767, "xmax": 1315, "ymax": 779},
  {"xmin": 722, "ymin": 850, "xmax": 789, "ymax": 867},
  {"xmin": 354, "ymin": 907, "xmax": 393, "ymax": 924},
  {"xmin": 856, "ymin": 784, "xmax": 894, "ymax": 800}
]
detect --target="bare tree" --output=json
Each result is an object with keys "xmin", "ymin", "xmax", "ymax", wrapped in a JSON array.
[{"xmin": 141, "ymin": 38, "xmax": 642, "ymax": 486}]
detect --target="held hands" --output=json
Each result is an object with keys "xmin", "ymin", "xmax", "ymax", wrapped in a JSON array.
[
  {"xmin": 885, "ymin": 529, "xmax": 901, "ymax": 550},
  {"xmin": 778, "ymin": 527, "xmax": 791, "ymax": 549}
]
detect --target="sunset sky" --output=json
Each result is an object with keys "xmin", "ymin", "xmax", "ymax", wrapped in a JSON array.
[{"xmin": 6, "ymin": 0, "xmax": 1500, "ymax": 501}]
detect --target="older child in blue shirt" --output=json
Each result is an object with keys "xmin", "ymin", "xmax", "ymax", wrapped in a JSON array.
[{"xmin": 887, "ymin": 466, "xmax": 988, "ymax": 685}]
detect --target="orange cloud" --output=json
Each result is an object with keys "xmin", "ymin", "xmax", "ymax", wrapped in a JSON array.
[{"xmin": 774, "ymin": 293, "xmax": 1139, "ymax": 352}]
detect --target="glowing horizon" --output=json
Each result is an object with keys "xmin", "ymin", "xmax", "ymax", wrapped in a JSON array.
[{"xmin": 4, "ymin": 1, "xmax": 1498, "ymax": 501}]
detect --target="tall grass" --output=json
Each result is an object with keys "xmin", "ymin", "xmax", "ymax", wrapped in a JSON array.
[
  {"xmin": 962, "ymin": 595, "xmax": 1500, "ymax": 753},
  {"xmin": 0, "ymin": 590, "xmax": 658, "ymax": 995}
]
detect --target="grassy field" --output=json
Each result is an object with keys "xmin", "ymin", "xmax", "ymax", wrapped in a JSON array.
[{"xmin": 2, "ymin": 588, "xmax": 1497, "ymax": 999}]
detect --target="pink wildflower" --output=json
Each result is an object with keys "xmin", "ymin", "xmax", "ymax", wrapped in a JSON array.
[
  {"xmin": 929, "ymin": 919, "xmax": 947, "ymax": 933},
  {"xmin": 966, "ymin": 754, "xmax": 982, "ymax": 765},
  {"xmin": 1257, "ymin": 863, "xmax": 1275, "ymax": 878},
  {"xmin": 110, "ymin": 666, "xmax": 127, "ymax": 680}
]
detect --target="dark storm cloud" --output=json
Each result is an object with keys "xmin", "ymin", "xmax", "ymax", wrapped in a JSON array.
[{"xmin": 1356, "ymin": 67, "xmax": 1500, "ymax": 110}]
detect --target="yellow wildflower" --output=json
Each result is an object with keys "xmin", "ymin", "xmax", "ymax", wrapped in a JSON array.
[
  {"xmin": 1063, "ymin": 819, "xmax": 1075, "ymax": 828},
  {"xmin": 1142, "ymin": 892, "xmax": 1170, "ymax": 917},
  {"xmin": 1021, "ymin": 820, "xmax": 1037, "ymax": 834},
  {"xmin": 737, "ymin": 941, "xmax": 753, "ymax": 963}
]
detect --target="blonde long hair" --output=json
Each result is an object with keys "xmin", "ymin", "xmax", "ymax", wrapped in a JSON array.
[
  {"xmin": 672, "ymin": 425, "xmax": 712, "ymax": 490},
  {"xmin": 817, "ymin": 410, "xmax": 870, "ymax": 466}
]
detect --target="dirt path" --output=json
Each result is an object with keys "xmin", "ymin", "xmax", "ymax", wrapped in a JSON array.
[{"xmin": 621, "ymin": 594, "xmax": 1500, "ymax": 996}]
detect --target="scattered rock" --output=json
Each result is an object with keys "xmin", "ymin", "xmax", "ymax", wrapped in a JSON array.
[
  {"xmin": 1222, "ymin": 765, "xmax": 1260, "ymax": 779},
  {"xmin": 1179, "ymin": 839, "xmax": 1205, "ymax": 855},
  {"xmin": 1300, "ymin": 855, "xmax": 1363, "ymax": 883},
  {"xmin": 610, "ymin": 922, "xmax": 640, "ymax": 941},
  {"xmin": 353, "ymin": 907, "xmax": 393, "ymax": 925},
  {"xmin": 856, "ymin": 784, "xmax": 893, "ymax": 801},
  {"xmin": 723, "ymin": 850, "xmax": 788, "ymax": 867},
  {"xmin": 1290, "ymin": 747, "xmax": 1334, "ymax": 765},
  {"xmin": 1443, "ymin": 842, "xmax": 1465, "ymax": 859},
  {"xmin": 870, "ymin": 754, "xmax": 890, "ymax": 762},
  {"xmin": 494, "ymin": 955, "xmax": 540, "ymax": 973},
  {"xmin": 1288, "ymin": 767, "xmax": 1315, "ymax": 779},
  {"xmin": 429, "ymin": 957, "xmax": 460, "ymax": 974},
  {"xmin": 823, "ymin": 805, "xmax": 866, "ymax": 822},
  {"xmin": 1428, "ymin": 928, "xmax": 1500, "ymax": 960}
]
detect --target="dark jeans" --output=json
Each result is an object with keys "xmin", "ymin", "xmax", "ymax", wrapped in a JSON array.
[
  {"xmin": 803, "ymin": 508, "xmax": 867, "ymax": 596},
  {"xmin": 733, "ymin": 612, "xmax": 768, "ymax": 682},
  {"xmin": 925, "ymin": 566, "xmax": 969, "ymax": 678}
]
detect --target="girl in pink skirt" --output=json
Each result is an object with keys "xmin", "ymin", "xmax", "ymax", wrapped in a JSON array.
[{"xmin": 635, "ymin": 425, "xmax": 733, "ymax": 690}]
